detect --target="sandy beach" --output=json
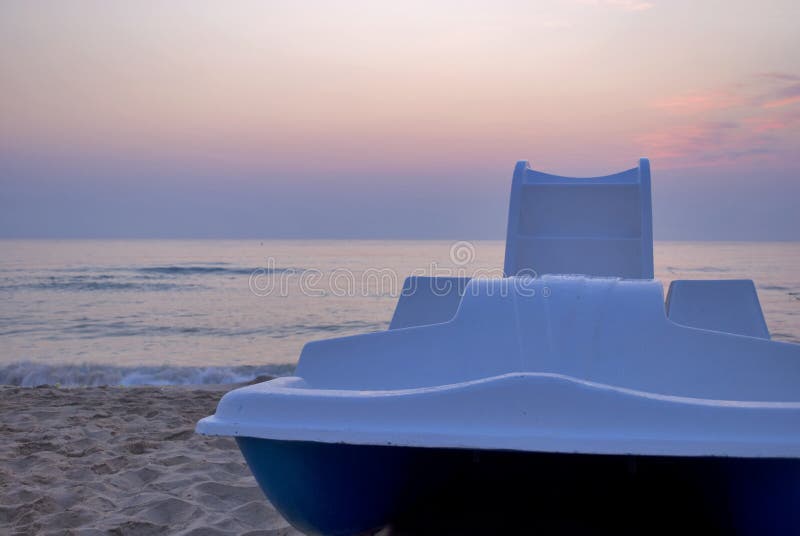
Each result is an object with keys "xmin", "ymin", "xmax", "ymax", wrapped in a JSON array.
[{"xmin": 0, "ymin": 384, "xmax": 301, "ymax": 536}]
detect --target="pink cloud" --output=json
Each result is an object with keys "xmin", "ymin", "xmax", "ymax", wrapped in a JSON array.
[
  {"xmin": 634, "ymin": 119, "xmax": 790, "ymax": 170},
  {"xmin": 642, "ymin": 75, "xmax": 800, "ymax": 169},
  {"xmin": 760, "ymin": 82, "xmax": 800, "ymax": 108},
  {"xmin": 744, "ymin": 112, "xmax": 800, "ymax": 133},
  {"xmin": 763, "ymin": 95, "xmax": 800, "ymax": 109},
  {"xmin": 653, "ymin": 91, "xmax": 740, "ymax": 113},
  {"xmin": 748, "ymin": 118, "xmax": 788, "ymax": 133},
  {"xmin": 636, "ymin": 122, "xmax": 737, "ymax": 161}
]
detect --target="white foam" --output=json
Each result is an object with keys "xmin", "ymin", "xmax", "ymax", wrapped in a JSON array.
[{"xmin": 0, "ymin": 362, "xmax": 294, "ymax": 387}]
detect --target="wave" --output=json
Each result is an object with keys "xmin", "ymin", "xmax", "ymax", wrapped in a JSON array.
[
  {"xmin": 0, "ymin": 362, "xmax": 295, "ymax": 387},
  {"xmin": 0, "ymin": 264, "xmax": 301, "ymax": 292},
  {"xmin": 759, "ymin": 285, "xmax": 791, "ymax": 291},
  {"xmin": 0, "ymin": 319, "xmax": 386, "ymax": 339},
  {"xmin": 664, "ymin": 266, "xmax": 731, "ymax": 274},
  {"xmin": 136, "ymin": 265, "xmax": 296, "ymax": 276},
  {"xmin": 0, "ymin": 276, "xmax": 200, "ymax": 292}
]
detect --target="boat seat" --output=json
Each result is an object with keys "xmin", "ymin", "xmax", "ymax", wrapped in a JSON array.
[
  {"xmin": 389, "ymin": 276, "xmax": 470, "ymax": 329},
  {"xmin": 504, "ymin": 159, "xmax": 654, "ymax": 279},
  {"xmin": 666, "ymin": 279, "xmax": 770, "ymax": 339}
]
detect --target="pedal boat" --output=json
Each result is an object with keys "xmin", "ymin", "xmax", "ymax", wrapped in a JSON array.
[{"xmin": 197, "ymin": 159, "xmax": 800, "ymax": 535}]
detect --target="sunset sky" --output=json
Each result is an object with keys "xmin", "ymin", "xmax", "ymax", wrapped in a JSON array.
[{"xmin": 1, "ymin": 0, "xmax": 799, "ymax": 239}]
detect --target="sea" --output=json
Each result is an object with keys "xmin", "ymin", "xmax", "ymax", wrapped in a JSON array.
[{"xmin": 1, "ymin": 239, "xmax": 798, "ymax": 387}]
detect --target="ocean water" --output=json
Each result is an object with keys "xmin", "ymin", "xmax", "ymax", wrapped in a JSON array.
[{"xmin": 0, "ymin": 239, "xmax": 798, "ymax": 386}]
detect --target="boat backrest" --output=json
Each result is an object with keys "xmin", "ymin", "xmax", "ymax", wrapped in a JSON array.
[
  {"xmin": 503, "ymin": 159, "xmax": 654, "ymax": 279},
  {"xmin": 389, "ymin": 276, "xmax": 470, "ymax": 329},
  {"xmin": 666, "ymin": 279, "xmax": 770, "ymax": 339}
]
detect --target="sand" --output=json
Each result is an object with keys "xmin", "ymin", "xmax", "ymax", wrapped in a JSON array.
[{"xmin": 0, "ymin": 384, "xmax": 302, "ymax": 536}]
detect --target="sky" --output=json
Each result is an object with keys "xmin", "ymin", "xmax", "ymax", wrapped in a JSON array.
[{"xmin": 1, "ymin": 0, "xmax": 799, "ymax": 240}]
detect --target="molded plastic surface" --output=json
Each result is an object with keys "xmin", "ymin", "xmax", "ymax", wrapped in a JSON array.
[
  {"xmin": 504, "ymin": 159, "xmax": 654, "ymax": 278},
  {"xmin": 198, "ymin": 158, "xmax": 800, "ymax": 460},
  {"xmin": 666, "ymin": 279, "xmax": 770, "ymax": 339},
  {"xmin": 389, "ymin": 276, "xmax": 469, "ymax": 329},
  {"xmin": 237, "ymin": 438, "xmax": 800, "ymax": 536},
  {"xmin": 198, "ymin": 276, "xmax": 800, "ymax": 458}
]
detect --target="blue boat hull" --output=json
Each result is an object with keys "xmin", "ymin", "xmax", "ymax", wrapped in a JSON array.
[{"xmin": 237, "ymin": 438, "xmax": 800, "ymax": 535}]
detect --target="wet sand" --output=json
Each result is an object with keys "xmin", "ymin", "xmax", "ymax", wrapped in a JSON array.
[{"xmin": 0, "ymin": 385, "xmax": 301, "ymax": 536}]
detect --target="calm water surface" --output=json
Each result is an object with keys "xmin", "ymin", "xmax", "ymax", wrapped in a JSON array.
[{"xmin": 0, "ymin": 240, "xmax": 798, "ymax": 385}]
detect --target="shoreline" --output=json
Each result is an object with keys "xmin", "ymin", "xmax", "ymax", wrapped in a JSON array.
[{"xmin": 0, "ymin": 362, "xmax": 295, "ymax": 389}]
